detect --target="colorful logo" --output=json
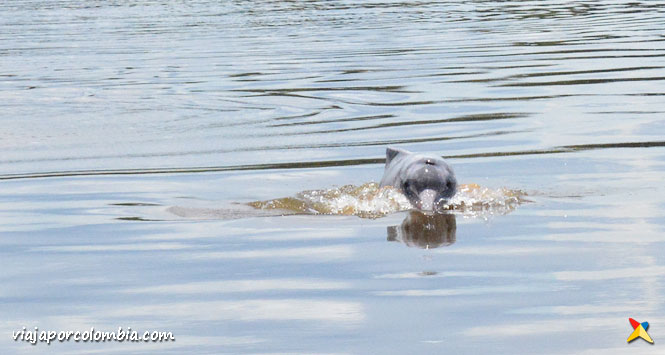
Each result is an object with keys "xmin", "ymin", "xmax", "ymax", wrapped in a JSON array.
[{"xmin": 627, "ymin": 318, "xmax": 654, "ymax": 344}]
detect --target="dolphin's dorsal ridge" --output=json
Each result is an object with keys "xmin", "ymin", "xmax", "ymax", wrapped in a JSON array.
[{"xmin": 386, "ymin": 147, "xmax": 409, "ymax": 165}]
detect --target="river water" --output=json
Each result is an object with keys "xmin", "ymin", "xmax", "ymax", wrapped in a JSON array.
[{"xmin": 1, "ymin": 1, "xmax": 665, "ymax": 353}]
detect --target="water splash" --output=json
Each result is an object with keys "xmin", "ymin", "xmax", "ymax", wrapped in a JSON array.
[
  {"xmin": 443, "ymin": 183, "xmax": 527, "ymax": 218},
  {"xmin": 248, "ymin": 182, "xmax": 527, "ymax": 219}
]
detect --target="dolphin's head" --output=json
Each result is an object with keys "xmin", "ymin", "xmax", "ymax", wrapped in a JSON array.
[{"xmin": 400, "ymin": 156, "xmax": 457, "ymax": 211}]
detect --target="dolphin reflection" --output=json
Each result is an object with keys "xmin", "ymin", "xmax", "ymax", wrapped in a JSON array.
[{"xmin": 387, "ymin": 211, "xmax": 457, "ymax": 249}]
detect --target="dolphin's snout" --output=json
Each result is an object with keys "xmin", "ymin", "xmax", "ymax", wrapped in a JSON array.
[{"xmin": 417, "ymin": 189, "xmax": 439, "ymax": 211}]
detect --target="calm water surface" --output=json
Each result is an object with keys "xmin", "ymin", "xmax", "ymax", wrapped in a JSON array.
[{"xmin": 1, "ymin": 1, "xmax": 665, "ymax": 353}]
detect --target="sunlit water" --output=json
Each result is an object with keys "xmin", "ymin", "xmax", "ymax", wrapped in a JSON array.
[{"xmin": 1, "ymin": 1, "xmax": 665, "ymax": 354}]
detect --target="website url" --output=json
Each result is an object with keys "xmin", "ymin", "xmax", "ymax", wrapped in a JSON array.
[{"xmin": 13, "ymin": 326, "xmax": 175, "ymax": 345}]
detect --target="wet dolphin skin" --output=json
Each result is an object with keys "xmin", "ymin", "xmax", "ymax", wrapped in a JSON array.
[{"xmin": 379, "ymin": 147, "xmax": 457, "ymax": 211}]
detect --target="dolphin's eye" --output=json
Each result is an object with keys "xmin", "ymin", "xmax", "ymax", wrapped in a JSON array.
[{"xmin": 402, "ymin": 181, "xmax": 416, "ymax": 196}]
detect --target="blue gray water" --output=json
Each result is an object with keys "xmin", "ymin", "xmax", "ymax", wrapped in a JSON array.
[{"xmin": 1, "ymin": 1, "xmax": 665, "ymax": 353}]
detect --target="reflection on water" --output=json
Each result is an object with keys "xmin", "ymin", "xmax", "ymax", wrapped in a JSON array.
[
  {"xmin": 387, "ymin": 211, "xmax": 456, "ymax": 249},
  {"xmin": 170, "ymin": 200, "xmax": 460, "ymax": 249}
]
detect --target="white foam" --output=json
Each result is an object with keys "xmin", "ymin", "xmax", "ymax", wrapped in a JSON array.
[{"xmin": 250, "ymin": 182, "xmax": 527, "ymax": 219}]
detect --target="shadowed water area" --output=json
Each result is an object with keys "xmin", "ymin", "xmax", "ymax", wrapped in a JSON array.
[{"xmin": 1, "ymin": 1, "xmax": 665, "ymax": 353}]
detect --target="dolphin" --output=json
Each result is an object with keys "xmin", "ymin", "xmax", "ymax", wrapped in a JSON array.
[{"xmin": 379, "ymin": 147, "xmax": 457, "ymax": 211}]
